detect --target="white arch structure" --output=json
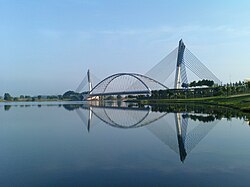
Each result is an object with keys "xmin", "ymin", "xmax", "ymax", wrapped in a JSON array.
[{"xmin": 89, "ymin": 73, "xmax": 168, "ymax": 97}]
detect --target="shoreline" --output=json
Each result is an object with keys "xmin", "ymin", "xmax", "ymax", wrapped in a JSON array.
[
  {"xmin": 1, "ymin": 94, "xmax": 250, "ymax": 113},
  {"xmin": 135, "ymin": 93, "xmax": 250, "ymax": 113},
  {"xmin": 0, "ymin": 100, "xmax": 87, "ymax": 106}
]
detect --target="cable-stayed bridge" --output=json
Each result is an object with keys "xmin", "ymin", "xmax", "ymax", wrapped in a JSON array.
[
  {"xmin": 71, "ymin": 103, "xmax": 219, "ymax": 162},
  {"xmin": 76, "ymin": 40, "xmax": 221, "ymax": 99}
]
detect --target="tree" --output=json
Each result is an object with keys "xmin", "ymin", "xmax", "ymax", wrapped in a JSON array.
[
  {"xmin": 106, "ymin": 96, "xmax": 114, "ymax": 100},
  {"xmin": 181, "ymin": 83, "xmax": 188, "ymax": 88},
  {"xmin": 206, "ymin": 80, "xmax": 214, "ymax": 87},
  {"xmin": 63, "ymin": 91, "xmax": 81, "ymax": 100},
  {"xmin": 189, "ymin": 81, "xmax": 196, "ymax": 87},
  {"xmin": 189, "ymin": 79, "xmax": 214, "ymax": 87},
  {"xmin": 4, "ymin": 93, "xmax": 12, "ymax": 101},
  {"xmin": 117, "ymin": 95, "xmax": 122, "ymax": 100},
  {"xmin": 58, "ymin": 95, "xmax": 63, "ymax": 100}
]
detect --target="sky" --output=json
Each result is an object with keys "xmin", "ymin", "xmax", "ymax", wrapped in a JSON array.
[{"xmin": 0, "ymin": 0, "xmax": 250, "ymax": 96}]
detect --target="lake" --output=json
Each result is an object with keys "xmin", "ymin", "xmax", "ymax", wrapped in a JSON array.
[{"xmin": 0, "ymin": 101, "xmax": 250, "ymax": 186}]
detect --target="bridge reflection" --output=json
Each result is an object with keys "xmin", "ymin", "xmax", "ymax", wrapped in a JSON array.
[{"xmin": 64, "ymin": 102, "xmax": 219, "ymax": 162}]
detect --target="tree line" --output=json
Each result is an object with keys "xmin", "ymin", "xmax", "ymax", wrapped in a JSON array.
[
  {"xmin": 1, "ymin": 93, "xmax": 63, "ymax": 102},
  {"xmin": 141, "ymin": 80, "xmax": 250, "ymax": 100}
]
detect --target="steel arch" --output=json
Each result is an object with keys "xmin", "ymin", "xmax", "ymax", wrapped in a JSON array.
[{"xmin": 90, "ymin": 73, "xmax": 168, "ymax": 96}]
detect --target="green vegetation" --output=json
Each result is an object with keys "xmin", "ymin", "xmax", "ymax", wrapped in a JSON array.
[
  {"xmin": 0, "ymin": 90, "xmax": 85, "ymax": 102},
  {"xmin": 147, "ymin": 103, "xmax": 250, "ymax": 125},
  {"xmin": 149, "ymin": 81, "xmax": 249, "ymax": 100},
  {"xmin": 139, "ymin": 94, "xmax": 250, "ymax": 113},
  {"xmin": 62, "ymin": 91, "xmax": 83, "ymax": 100},
  {"xmin": 182, "ymin": 79, "xmax": 214, "ymax": 88},
  {"xmin": 4, "ymin": 93, "xmax": 12, "ymax": 101},
  {"xmin": 135, "ymin": 80, "xmax": 250, "ymax": 113},
  {"xmin": 1, "ymin": 93, "xmax": 64, "ymax": 102}
]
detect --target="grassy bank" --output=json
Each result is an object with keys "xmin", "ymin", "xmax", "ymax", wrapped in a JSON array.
[{"xmin": 138, "ymin": 93, "xmax": 250, "ymax": 112}]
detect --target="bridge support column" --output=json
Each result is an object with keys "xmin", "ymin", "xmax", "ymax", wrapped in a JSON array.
[{"xmin": 174, "ymin": 39, "xmax": 186, "ymax": 89}]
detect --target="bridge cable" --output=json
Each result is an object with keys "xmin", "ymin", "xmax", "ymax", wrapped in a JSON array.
[{"xmin": 185, "ymin": 49, "xmax": 221, "ymax": 84}]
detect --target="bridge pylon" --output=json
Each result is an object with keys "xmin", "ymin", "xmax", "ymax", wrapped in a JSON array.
[
  {"xmin": 87, "ymin": 69, "xmax": 92, "ymax": 94},
  {"xmin": 86, "ymin": 70, "xmax": 100, "ymax": 100},
  {"xmin": 77, "ymin": 39, "xmax": 221, "ymax": 96},
  {"xmin": 174, "ymin": 39, "xmax": 186, "ymax": 89}
]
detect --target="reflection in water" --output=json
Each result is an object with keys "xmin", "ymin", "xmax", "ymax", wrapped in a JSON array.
[
  {"xmin": 1, "ymin": 101, "xmax": 250, "ymax": 186},
  {"xmin": 1, "ymin": 101, "xmax": 249, "ymax": 163},
  {"xmin": 4, "ymin": 105, "xmax": 11, "ymax": 111},
  {"xmin": 64, "ymin": 101, "xmax": 221, "ymax": 162}
]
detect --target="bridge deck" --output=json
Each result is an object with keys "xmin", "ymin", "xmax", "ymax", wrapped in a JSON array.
[{"xmin": 89, "ymin": 90, "xmax": 151, "ymax": 97}]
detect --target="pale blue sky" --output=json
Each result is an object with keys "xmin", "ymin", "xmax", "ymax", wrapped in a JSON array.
[{"xmin": 0, "ymin": 0, "xmax": 250, "ymax": 95}]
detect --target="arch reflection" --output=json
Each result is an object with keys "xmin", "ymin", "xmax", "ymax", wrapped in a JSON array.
[{"xmin": 64, "ymin": 102, "xmax": 219, "ymax": 162}]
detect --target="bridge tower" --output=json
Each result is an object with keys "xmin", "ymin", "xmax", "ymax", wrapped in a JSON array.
[
  {"xmin": 87, "ymin": 69, "xmax": 92, "ymax": 94},
  {"xmin": 174, "ymin": 39, "xmax": 186, "ymax": 89}
]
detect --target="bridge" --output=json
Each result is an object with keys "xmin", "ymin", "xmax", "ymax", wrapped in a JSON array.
[{"xmin": 76, "ymin": 39, "xmax": 221, "ymax": 99}]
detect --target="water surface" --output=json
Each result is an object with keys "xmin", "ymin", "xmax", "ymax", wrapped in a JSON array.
[{"xmin": 0, "ymin": 102, "xmax": 250, "ymax": 186}]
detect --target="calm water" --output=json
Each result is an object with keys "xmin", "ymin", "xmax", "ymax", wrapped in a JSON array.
[{"xmin": 0, "ymin": 101, "xmax": 250, "ymax": 187}]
